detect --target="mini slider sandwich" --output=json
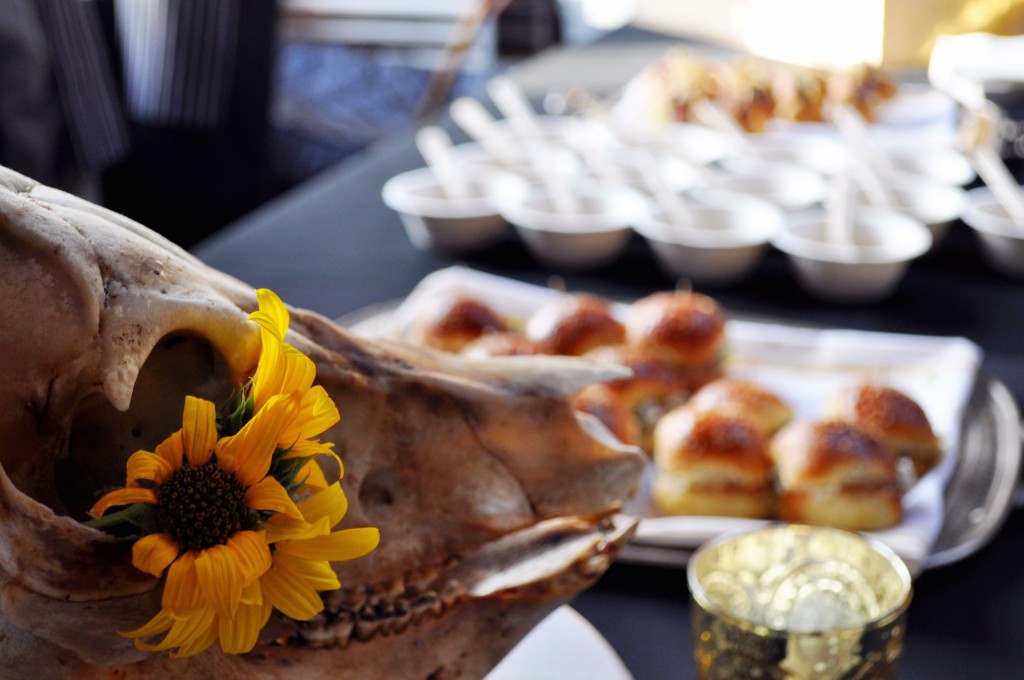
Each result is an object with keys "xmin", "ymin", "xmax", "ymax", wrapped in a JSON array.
[
  {"xmin": 828, "ymin": 383, "xmax": 942, "ymax": 477},
  {"xmin": 770, "ymin": 420, "xmax": 902, "ymax": 531},
  {"xmin": 652, "ymin": 408, "xmax": 774, "ymax": 518}
]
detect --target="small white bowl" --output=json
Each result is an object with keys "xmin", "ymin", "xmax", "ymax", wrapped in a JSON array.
[
  {"xmin": 496, "ymin": 177, "xmax": 645, "ymax": 271},
  {"xmin": 382, "ymin": 167, "xmax": 508, "ymax": 253},
  {"xmin": 773, "ymin": 208, "xmax": 932, "ymax": 303},
  {"xmin": 621, "ymin": 123, "xmax": 735, "ymax": 166},
  {"xmin": 747, "ymin": 132, "xmax": 849, "ymax": 176},
  {"xmin": 593, "ymin": 149, "xmax": 702, "ymax": 196},
  {"xmin": 450, "ymin": 142, "xmax": 581, "ymax": 184},
  {"xmin": 633, "ymin": 190, "xmax": 787, "ymax": 286},
  {"xmin": 494, "ymin": 115, "xmax": 616, "ymax": 152},
  {"xmin": 855, "ymin": 171, "xmax": 966, "ymax": 250},
  {"xmin": 714, "ymin": 159, "xmax": 828, "ymax": 211},
  {"xmin": 962, "ymin": 186, "xmax": 1024, "ymax": 278},
  {"xmin": 883, "ymin": 146, "xmax": 977, "ymax": 187}
]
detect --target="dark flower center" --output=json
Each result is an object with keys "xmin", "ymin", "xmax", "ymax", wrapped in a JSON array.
[{"xmin": 156, "ymin": 460, "xmax": 249, "ymax": 552}]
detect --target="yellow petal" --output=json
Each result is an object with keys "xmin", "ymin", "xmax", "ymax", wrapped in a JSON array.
[
  {"xmin": 279, "ymin": 386, "xmax": 339, "ymax": 446},
  {"xmin": 226, "ymin": 530, "xmax": 273, "ymax": 584},
  {"xmin": 126, "ymin": 450, "xmax": 174, "ymax": 487},
  {"xmin": 152, "ymin": 607, "xmax": 216, "ymax": 656},
  {"xmin": 216, "ymin": 393, "xmax": 298, "ymax": 486},
  {"xmin": 132, "ymin": 533, "xmax": 180, "ymax": 577},
  {"xmin": 218, "ymin": 599, "xmax": 272, "ymax": 654},
  {"xmin": 182, "ymin": 396, "xmax": 217, "ymax": 467},
  {"xmin": 171, "ymin": 612, "xmax": 221, "ymax": 658},
  {"xmin": 134, "ymin": 607, "xmax": 207, "ymax": 652},
  {"xmin": 284, "ymin": 527, "xmax": 381, "ymax": 563},
  {"xmin": 240, "ymin": 579, "xmax": 264, "ymax": 606},
  {"xmin": 276, "ymin": 344, "xmax": 316, "ymax": 397},
  {"xmin": 153, "ymin": 430, "xmax": 184, "ymax": 469},
  {"xmin": 194, "ymin": 544, "xmax": 245, "ymax": 619},
  {"xmin": 263, "ymin": 515, "xmax": 328, "ymax": 545},
  {"xmin": 273, "ymin": 548, "xmax": 340, "ymax": 591},
  {"xmin": 296, "ymin": 456, "xmax": 330, "ymax": 491},
  {"xmin": 162, "ymin": 551, "xmax": 202, "ymax": 614},
  {"xmin": 253, "ymin": 289, "xmax": 290, "ymax": 338},
  {"xmin": 89, "ymin": 487, "xmax": 157, "ymax": 519},
  {"xmin": 297, "ymin": 482, "xmax": 347, "ymax": 527},
  {"xmin": 245, "ymin": 476, "xmax": 304, "ymax": 522},
  {"xmin": 122, "ymin": 609, "xmax": 174, "ymax": 640},
  {"xmin": 251, "ymin": 331, "xmax": 283, "ymax": 410},
  {"xmin": 260, "ymin": 562, "xmax": 323, "ymax": 621}
]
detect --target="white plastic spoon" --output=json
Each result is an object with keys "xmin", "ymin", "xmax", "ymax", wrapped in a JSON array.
[
  {"xmin": 963, "ymin": 104, "xmax": 1024, "ymax": 225},
  {"xmin": 449, "ymin": 97, "xmax": 522, "ymax": 165},
  {"xmin": 415, "ymin": 126, "xmax": 471, "ymax": 200},
  {"xmin": 487, "ymin": 75, "xmax": 546, "ymax": 140},
  {"xmin": 832, "ymin": 105, "xmax": 893, "ymax": 208},
  {"xmin": 691, "ymin": 99, "xmax": 759, "ymax": 157},
  {"xmin": 632, "ymin": 148, "xmax": 693, "ymax": 231},
  {"xmin": 825, "ymin": 172, "xmax": 855, "ymax": 247}
]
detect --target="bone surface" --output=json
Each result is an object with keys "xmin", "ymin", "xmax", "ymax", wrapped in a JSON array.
[{"xmin": 0, "ymin": 166, "xmax": 644, "ymax": 678}]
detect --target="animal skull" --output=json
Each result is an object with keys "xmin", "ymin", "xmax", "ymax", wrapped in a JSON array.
[{"xmin": 0, "ymin": 166, "xmax": 644, "ymax": 678}]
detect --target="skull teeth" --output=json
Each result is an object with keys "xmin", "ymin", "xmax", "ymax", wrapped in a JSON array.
[{"xmin": 293, "ymin": 571, "xmax": 468, "ymax": 648}]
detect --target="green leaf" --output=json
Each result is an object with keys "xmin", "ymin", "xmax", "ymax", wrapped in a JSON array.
[{"xmin": 83, "ymin": 502, "xmax": 160, "ymax": 536}]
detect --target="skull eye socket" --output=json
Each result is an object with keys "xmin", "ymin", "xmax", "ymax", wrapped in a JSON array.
[{"xmin": 57, "ymin": 332, "xmax": 233, "ymax": 519}]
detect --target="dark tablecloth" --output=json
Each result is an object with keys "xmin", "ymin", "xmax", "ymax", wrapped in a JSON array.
[{"xmin": 193, "ymin": 68, "xmax": 1024, "ymax": 680}]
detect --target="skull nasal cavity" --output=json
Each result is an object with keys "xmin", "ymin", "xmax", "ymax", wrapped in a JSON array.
[{"xmin": 359, "ymin": 467, "xmax": 396, "ymax": 517}]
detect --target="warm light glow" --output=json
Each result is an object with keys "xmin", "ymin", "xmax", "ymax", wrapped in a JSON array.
[
  {"xmin": 735, "ymin": 0, "xmax": 886, "ymax": 68},
  {"xmin": 580, "ymin": 0, "xmax": 636, "ymax": 30}
]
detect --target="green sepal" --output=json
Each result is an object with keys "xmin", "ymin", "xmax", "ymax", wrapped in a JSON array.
[
  {"xmin": 218, "ymin": 379, "xmax": 255, "ymax": 437},
  {"xmin": 83, "ymin": 502, "xmax": 159, "ymax": 537}
]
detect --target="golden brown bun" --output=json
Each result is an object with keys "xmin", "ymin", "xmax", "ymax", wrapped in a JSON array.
[
  {"xmin": 829, "ymin": 384, "xmax": 941, "ymax": 477},
  {"xmin": 770, "ymin": 420, "xmax": 901, "ymax": 531},
  {"xmin": 652, "ymin": 408, "xmax": 774, "ymax": 518},
  {"xmin": 584, "ymin": 344, "xmax": 691, "ymax": 452},
  {"xmin": 652, "ymin": 478, "xmax": 775, "ymax": 518},
  {"xmin": 525, "ymin": 293, "xmax": 626, "ymax": 356},
  {"xmin": 654, "ymin": 408, "xmax": 773, "ymax": 481},
  {"xmin": 625, "ymin": 291, "xmax": 726, "ymax": 368},
  {"xmin": 688, "ymin": 379, "xmax": 793, "ymax": 437},
  {"xmin": 573, "ymin": 383, "xmax": 642, "ymax": 448},
  {"xmin": 584, "ymin": 345, "xmax": 689, "ymax": 409},
  {"xmin": 408, "ymin": 296, "xmax": 508, "ymax": 353},
  {"xmin": 459, "ymin": 331, "xmax": 539, "ymax": 358}
]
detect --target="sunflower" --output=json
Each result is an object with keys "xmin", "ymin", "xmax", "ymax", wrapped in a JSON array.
[{"xmin": 88, "ymin": 288, "xmax": 379, "ymax": 658}]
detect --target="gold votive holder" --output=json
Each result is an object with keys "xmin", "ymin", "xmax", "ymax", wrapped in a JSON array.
[{"xmin": 687, "ymin": 523, "xmax": 913, "ymax": 680}]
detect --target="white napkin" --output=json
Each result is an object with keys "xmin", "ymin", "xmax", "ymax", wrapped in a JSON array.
[{"xmin": 357, "ymin": 266, "xmax": 983, "ymax": 577}]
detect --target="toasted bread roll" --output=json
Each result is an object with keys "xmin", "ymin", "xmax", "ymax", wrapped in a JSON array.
[
  {"xmin": 460, "ymin": 331, "xmax": 539, "ymax": 358},
  {"xmin": 688, "ymin": 378, "xmax": 793, "ymax": 437},
  {"xmin": 770, "ymin": 420, "xmax": 901, "ymax": 531},
  {"xmin": 625, "ymin": 290, "xmax": 726, "ymax": 392},
  {"xmin": 653, "ymin": 408, "xmax": 774, "ymax": 518},
  {"xmin": 408, "ymin": 295, "xmax": 508, "ymax": 353},
  {"xmin": 828, "ymin": 384, "xmax": 942, "ymax": 477},
  {"xmin": 526, "ymin": 293, "xmax": 626, "ymax": 356},
  {"xmin": 573, "ymin": 383, "xmax": 642, "ymax": 448}
]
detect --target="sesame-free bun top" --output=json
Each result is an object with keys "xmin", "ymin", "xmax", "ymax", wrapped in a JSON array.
[
  {"xmin": 459, "ymin": 331, "xmax": 539, "ymax": 358},
  {"xmin": 584, "ymin": 344, "xmax": 690, "ymax": 407},
  {"xmin": 625, "ymin": 291, "xmax": 726, "ymax": 367},
  {"xmin": 525, "ymin": 293, "xmax": 626, "ymax": 356},
  {"xmin": 828, "ymin": 383, "xmax": 941, "ymax": 475},
  {"xmin": 654, "ymin": 407, "xmax": 772, "ymax": 485},
  {"xmin": 573, "ymin": 383, "xmax": 642, "ymax": 447},
  {"xmin": 687, "ymin": 378, "xmax": 793, "ymax": 436},
  {"xmin": 408, "ymin": 295, "xmax": 508, "ymax": 353},
  {"xmin": 770, "ymin": 419, "xmax": 898, "ymax": 491}
]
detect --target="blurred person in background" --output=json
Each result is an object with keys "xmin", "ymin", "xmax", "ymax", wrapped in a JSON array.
[{"xmin": 0, "ymin": 0, "xmax": 275, "ymax": 248}]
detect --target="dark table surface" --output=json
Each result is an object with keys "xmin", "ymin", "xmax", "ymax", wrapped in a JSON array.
[{"xmin": 193, "ymin": 47, "xmax": 1024, "ymax": 680}]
